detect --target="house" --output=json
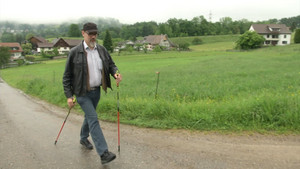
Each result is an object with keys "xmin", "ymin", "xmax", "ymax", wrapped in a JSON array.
[
  {"xmin": 0, "ymin": 42, "xmax": 23, "ymax": 60},
  {"xmin": 114, "ymin": 40, "xmax": 135, "ymax": 52},
  {"xmin": 64, "ymin": 39, "xmax": 82, "ymax": 48},
  {"xmin": 36, "ymin": 38, "xmax": 82, "ymax": 54},
  {"xmin": 249, "ymin": 24, "xmax": 292, "ymax": 46},
  {"xmin": 52, "ymin": 38, "xmax": 70, "ymax": 54},
  {"xmin": 37, "ymin": 42, "xmax": 53, "ymax": 53},
  {"xmin": 115, "ymin": 34, "xmax": 175, "ymax": 52},
  {"xmin": 29, "ymin": 36, "xmax": 48, "ymax": 50},
  {"xmin": 144, "ymin": 34, "xmax": 175, "ymax": 50}
]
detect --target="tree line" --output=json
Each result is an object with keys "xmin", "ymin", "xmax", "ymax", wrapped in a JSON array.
[{"xmin": 0, "ymin": 15, "xmax": 299, "ymax": 43}]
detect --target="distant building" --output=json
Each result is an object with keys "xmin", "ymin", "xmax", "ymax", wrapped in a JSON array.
[
  {"xmin": 29, "ymin": 36, "xmax": 48, "ymax": 50},
  {"xmin": 32, "ymin": 37, "xmax": 82, "ymax": 54},
  {"xmin": 249, "ymin": 24, "xmax": 292, "ymax": 46},
  {"xmin": 144, "ymin": 34, "xmax": 175, "ymax": 50},
  {"xmin": 114, "ymin": 34, "xmax": 175, "ymax": 52},
  {"xmin": 0, "ymin": 42, "xmax": 23, "ymax": 60}
]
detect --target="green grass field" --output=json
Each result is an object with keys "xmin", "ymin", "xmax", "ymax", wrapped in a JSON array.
[{"xmin": 1, "ymin": 38, "xmax": 299, "ymax": 133}]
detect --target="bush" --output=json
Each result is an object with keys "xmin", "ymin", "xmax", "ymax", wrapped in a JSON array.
[
  {"xmin": 235, "ymin": 31, "xmax": 265, "ymax": 50},
  {"xmin": 53, "ymin": 47, "xmax": 59, "ymax": 56},
  {"xmin": 177, "ymin": 42, "xmax": 190, "ymax": 51},
  {"xmin": 153, "ymin": 45, "xmax": 162, "ymax": 53},
  {"xmin": 25, "ymin": 56, "xmax": 35, "ymax": 62},
  {"xmin": 41, "ymin": 49, "xmax": 54, "ymax": 59},
  {"xmin": 17, "ymin": 59, "xmax": 24, "ymax": 66},
  {"xmin": 192, "ymin": 37, "xmax": 203, "ymax": 45},
  {"xmin": 294, "ymin": 29, "xmax": 300, "ymax": 43}
]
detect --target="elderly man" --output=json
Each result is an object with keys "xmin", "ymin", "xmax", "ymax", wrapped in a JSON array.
[{"xmin": 63, "ymin": 22, "xmax": 122, "ymax": 164}]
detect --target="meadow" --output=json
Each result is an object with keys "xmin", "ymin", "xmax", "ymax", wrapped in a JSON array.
[{"xmin": 1, "ymin": 38, "xmax": 299, "ymax": 133}]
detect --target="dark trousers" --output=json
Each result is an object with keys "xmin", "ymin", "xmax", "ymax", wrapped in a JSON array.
[{"xmin": 77, "ymin": 87, "xmax": 108, "ymax": 156}]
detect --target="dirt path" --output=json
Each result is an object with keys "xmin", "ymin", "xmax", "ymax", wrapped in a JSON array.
[{"xmin": 0, "ymin": 79, "xmax": 299, "ymax": 169}]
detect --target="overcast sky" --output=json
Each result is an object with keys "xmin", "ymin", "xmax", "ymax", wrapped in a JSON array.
[{"xmin": 0, "ymin": 0, "xmax": 299, "ymax": 24}]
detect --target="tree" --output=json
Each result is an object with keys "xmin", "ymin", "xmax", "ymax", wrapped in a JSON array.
[
  {"xmin": 16, "ymin": 33, "xmax": 25, "ymax": 44},
  {"xmin": 26, "ymin": 33, "xmax": 35, "ymax": 41},
  {"xmin": 103, "ymin": 30, "xmax": 113, "ymax": 53},
  {"xmin": 0, "ymin": 47, "xmax": 11, "ymax": 68},
  {"xmin": 1, "ymin": 32, "xmax": 16, "ymax": 42},
  {"xmin": 290, "ymin": 22, "xmax": 297, "ymax": 32},
  {"xmin": 68, "ymin": 24, "xmax": 81, "ymax": 37},
  {"xmin": 157, "ymin": 23, "xmax": 173, "ymax": 37},
  {"xmin": 235, "ymin": 31, "xmax": 265, "ymax": 50},
  {"xmin": 21, "ymin": 43, "xmax": 32, "ymax": 55},
  {"xmin": 294, "ymin": 29, "xmax": 300, "ymax": 43}
]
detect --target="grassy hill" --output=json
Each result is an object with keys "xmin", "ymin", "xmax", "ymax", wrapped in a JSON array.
[{"xmin": 1, "ymin": 36, "xmax": 299, "ymax": 133}]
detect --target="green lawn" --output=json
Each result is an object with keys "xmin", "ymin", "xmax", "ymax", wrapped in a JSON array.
[{"xmin": 1, "ymin": 42, "xmax": 299, "ymax": 133}]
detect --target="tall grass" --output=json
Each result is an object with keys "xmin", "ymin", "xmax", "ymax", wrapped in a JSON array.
[{"xmin": 1, "ymin": 42, "xmax": 299, "ymax": 133}]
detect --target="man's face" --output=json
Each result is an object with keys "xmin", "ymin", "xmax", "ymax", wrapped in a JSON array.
[{"xmin": 82, "ymin": 31, "xmax": 97, "ymax": 48}]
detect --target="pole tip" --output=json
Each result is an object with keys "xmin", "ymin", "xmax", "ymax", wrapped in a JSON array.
[{"xmin": 54, "ymin": 141, "xmax": 57, "ymax": 145}]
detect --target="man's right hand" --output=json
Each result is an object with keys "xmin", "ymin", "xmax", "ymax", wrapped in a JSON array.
[{"xmin": 67, "ymin": 97, "xmax": 76, "ymax": 109}]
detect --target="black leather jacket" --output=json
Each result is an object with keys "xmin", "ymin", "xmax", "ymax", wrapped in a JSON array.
[{"xmin": 63, "ymin": 41, "xmax": 118, "ymax": 98}]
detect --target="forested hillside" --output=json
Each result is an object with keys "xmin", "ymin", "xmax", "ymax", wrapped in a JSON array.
[{"xmin": 0, "ymin": 15, "xmax": 299, "ymax": 43}]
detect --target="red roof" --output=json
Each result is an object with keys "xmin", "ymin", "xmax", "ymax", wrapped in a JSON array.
[{"xmin": 0, "ymin": 43, "xmax": 23, "ymax": 53}]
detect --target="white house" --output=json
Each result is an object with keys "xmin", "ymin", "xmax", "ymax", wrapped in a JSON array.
[
  {"xmin": 0, "ymin": 42, "xmax": 23, "ymax": 60},
  {"xmin": 144, "ymin": 34, "xmax": 175, "ymax": 50},
  {"xmin": 249, "ymin": 24, "xmax": 292, "ymax": 46},
  {"xmin": 36, "ymin": 38, "xmax": 82, "ymax": 54}
]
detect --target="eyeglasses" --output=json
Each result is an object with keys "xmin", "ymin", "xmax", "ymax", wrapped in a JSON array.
[{"xmin": 85, "ymin": 32, "xmax": 98, "ymax": 36}]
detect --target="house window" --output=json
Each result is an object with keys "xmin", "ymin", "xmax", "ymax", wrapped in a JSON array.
[
  {"xmin": 284, "ymin": 35, "xmax": 287, "ymax": 38},
  {"xmin": 272, "ymin": 35, "xmax": 279, "ymax": 38},
  {"xmin": 282, "ymin": 41, "xmax": 287, "ymax": 44},
  {"xmin": 265, "ymin": 41, "xmax": 270, "ymax": 45},
  {"xmin": 267, "ymin": 35, "xmax": 270, "ymax": 38}
]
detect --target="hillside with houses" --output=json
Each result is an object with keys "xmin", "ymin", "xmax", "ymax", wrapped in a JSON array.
[
  {"xmin": 0, "ymin": 23, "xmax": 295, "ymax": 62},
  {"xmin": 0, "ymin": 15, "xmax": 299, "ymax": 64}
]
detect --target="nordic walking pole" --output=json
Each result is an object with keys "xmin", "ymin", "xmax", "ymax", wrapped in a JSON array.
[
  {"xmin": 155, "ymin": 72, "xmax": 160, "ymax": 99},
  {"xmin": 116, "ymin": 71, "xmax": 121, "ymax": 152},
  {"xmin": 54, "ymin": 97, "xmax": 76, "ymax": 145}
]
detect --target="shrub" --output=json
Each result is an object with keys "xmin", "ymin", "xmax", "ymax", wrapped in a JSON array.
[
  {"xmin": 53, "ymin": 47, "xmax": 59, "ymax": 56},
  {"xmin": 17, "ymin": 59, "xmax": 24, "ymax": 66},
  {"xmin": 153, "ymin": 45, "xmax": 162, "ymax": 53},
  {"xmin": 294, "ymin": 29, "xmax": 300, "ymax": 43},
  {"xmin": 235, "ymin": 31, "xmax": 265, "ymax": 50},
  {"xmin": 177, "ymin": 42, "xmax": 190, "ymax": 51},
  {"xmin": 192, "ymin": 37, "xmax": 203, "ymax": 45},
  {"xmin": 25, "ymin": 56, "xmax": 35, "ymax": 62}
]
